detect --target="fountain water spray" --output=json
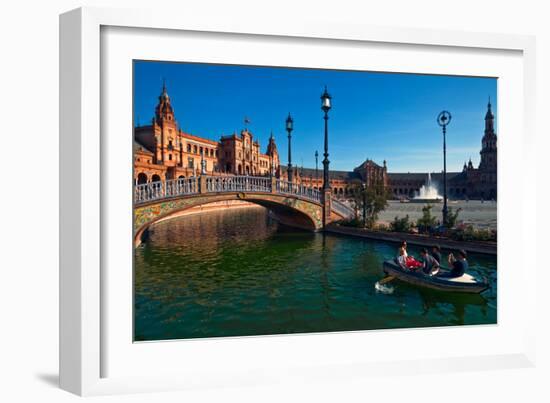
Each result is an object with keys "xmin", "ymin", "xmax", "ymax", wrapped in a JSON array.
[{"xmin": 414, "ymin": 173, "xmax": 443, "ymax": 202}]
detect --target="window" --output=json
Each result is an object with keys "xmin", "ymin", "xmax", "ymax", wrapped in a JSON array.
[
  {"xmin": 169, "ymin": 154, "xmax": 172, "ymax": 161},
  {"xmin": 187, "ymin": 144, "xmax": 191, "ymax": 152},
  {"xmin": 193, "ymin": 145, "xmax": 197, "ymax": 154},
  {"xmin": 188, "ymin": 157, "xmax": 194, "ymax": 169}
]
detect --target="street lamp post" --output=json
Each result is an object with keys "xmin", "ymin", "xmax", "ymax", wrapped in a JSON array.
[
  {"xmin": 321, "ymin": 86, "xmax": 332, "ymax": 191},
  {"xmin": 286, "ymin": 113, "xmax": 294, "ymax": 183},
  {"xmin": 437, "ymin": 110, "xmax": 452, "ymax": 226}
]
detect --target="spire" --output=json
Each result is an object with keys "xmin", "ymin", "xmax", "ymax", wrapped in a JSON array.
[
  {"xmin": 155, "ymin": 79, "xmax": 174, "ymax": 122},
  {"xmin": 266, "ymin": 131, "xmax": 278, "ymax": 156}
]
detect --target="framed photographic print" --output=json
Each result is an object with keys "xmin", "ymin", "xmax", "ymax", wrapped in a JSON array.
[{"xmin": 60, "ymin": 7, "xmax": 537, "ymax": 396}]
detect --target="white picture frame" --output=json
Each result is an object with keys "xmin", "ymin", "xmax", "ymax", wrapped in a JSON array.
[{"xmin": 60, "ymin": 6, "xmax": 537, "ymax": 396}]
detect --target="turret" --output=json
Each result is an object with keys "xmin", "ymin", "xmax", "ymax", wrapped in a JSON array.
[
  {"xmin": 479, "ymin": 98, "xmax": 497, "ymax": 172},
  {"xmin": 154, "ymin": 80, "xmax": 175, "ymax": 123}
]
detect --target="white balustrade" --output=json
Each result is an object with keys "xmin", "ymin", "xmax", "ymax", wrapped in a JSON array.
[
  {"xmin": 134, "ymin": 177, "xmax": 198, "ymax": 203},
  {"xmin": 275, "ymin": 179, "xmax": 321, "ymax": 203},
  {"xmin": 331, "ymin": 198, "xmax": 355, "ymax": 218},
  {"xmin": 135, "ymin": 175, "xmax": 326, "ymax": 206}
]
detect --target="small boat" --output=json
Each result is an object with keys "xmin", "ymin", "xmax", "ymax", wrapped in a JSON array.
[{"xmin": 382, "ymin": 259, "xmax": 489, "ymax": 294}]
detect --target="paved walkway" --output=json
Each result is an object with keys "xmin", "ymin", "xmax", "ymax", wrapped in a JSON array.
[{"xmin": 378, "ymin": 200, "xmax": 497, "ymax": 230}]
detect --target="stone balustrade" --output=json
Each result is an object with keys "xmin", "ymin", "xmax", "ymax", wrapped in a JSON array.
[{"xmin": 134, "ymin": 175, "xmax": 353, "ymax": 219}]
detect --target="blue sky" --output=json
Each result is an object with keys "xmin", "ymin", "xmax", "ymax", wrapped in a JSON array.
[{"xmin": 134, "ymin": 61, "xmax": 497, "ymax": 173}]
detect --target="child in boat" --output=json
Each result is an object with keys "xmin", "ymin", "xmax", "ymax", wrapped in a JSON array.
[{"xmin": 420, "ymin": 248, "xmax": 440, "ymax": 275}]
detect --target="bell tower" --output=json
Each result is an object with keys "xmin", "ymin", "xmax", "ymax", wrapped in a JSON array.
[
  {"xmin": 152, "ymin": 80, "xmax": 178, "ymax": 166},
  {"xmin": 479, "ymin": 99, "xmax": 497, "ymax": 172},
  {"xmin": 266, "ymin": 132, "xmax": 280, "ymax": 176}
]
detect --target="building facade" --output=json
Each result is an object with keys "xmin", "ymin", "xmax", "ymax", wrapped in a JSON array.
[{"xmin": 134, "ymin": 84, "xmax": 279, "ymax": 184}]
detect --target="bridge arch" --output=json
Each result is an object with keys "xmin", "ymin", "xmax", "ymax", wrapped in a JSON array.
[{"xmin": 134, "ymin": 192, "xmax": 323, "ymax": 246}]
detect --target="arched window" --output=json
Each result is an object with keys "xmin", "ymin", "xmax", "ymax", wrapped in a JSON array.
[
  {"xmin": 151, "ymin": 174, "xmax": 161, "ymax": 183},
  {"xmin": 137, "ymin": 173, "xmax": 148, "ymax": 184},
  {"xmin": 187, "ymin": 144, "xmax": 191, "ymax": 152}
]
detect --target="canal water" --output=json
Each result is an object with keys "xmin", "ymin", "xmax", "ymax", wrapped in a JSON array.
[{"xmin": 134, "ymin": 207, "xmax": 497, "ymax": 341}]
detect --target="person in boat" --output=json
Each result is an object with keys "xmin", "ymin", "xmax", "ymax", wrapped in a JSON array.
[
  {"xmin": 396, "ymin": 246, "xmax": 408, "ymax": 269},
  {"xmin": 396, "ymin": 241, "xmax": 422, "ymax": 270},
  {"xmin": 400, "ymin": 241, "xmax": 408, "ymax": 257},
  {"xmin": 438, "ymin": 249, "xmax": 469, "ymax": 278},
  {"xmin": 419, "ymin": 248, "xmax": 440, "ymax": 276},
  {"xmin": 431, "ymin": 245, "xmax": 442, "ymax": 265}
]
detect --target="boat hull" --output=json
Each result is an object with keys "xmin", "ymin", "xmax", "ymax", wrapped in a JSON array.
[{"xmin": 382, "ymin": 260, "xmax": 489, "ymax": 294}]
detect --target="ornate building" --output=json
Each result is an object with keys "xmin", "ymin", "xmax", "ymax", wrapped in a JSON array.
[
  {"xmin": 387, "ymin": 100, "xmax": 497, "ymax": 200},
  {"xmin": 134, "ymin": 84, "xmax": 279, "ymax": 184}
]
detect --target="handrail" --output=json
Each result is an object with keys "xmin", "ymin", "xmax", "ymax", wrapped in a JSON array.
[
  {"xmin": 134, "ymin": 175, "xmax": 351, "ymax": 217},
  {"xmin": 331, "ymin": 198, "xmax": 355, "ymax": 218}
]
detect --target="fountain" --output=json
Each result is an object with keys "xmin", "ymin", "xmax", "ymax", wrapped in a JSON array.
[{"xmin": 412, "ymin": 173, "xmax": 443, "ymax": 203}]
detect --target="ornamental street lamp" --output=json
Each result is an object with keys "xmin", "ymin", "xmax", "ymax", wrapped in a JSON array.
[
  {"xmin": 437, "ymin": 110, "xmax": 452, "ymax": 226},
  {"xmin": 321, "ymin": 86, "xmax": 332, "ymax": 191},
  {"xmin": 286, "ymin": 113, "xmax": 294, "ymax": 183}
]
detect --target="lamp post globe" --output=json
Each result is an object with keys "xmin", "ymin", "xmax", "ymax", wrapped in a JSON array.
[{"xmin": 321, "ymin": 86, "xmax": 332, "ymax": 113}]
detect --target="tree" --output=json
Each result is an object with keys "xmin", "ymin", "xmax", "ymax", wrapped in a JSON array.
[
  {"xmin": 445, "ymin": 207, "xmax": 462, "ymax": 228},
  {"xmin": 349, "ymin": 178, "xmax": 390, "ymax": 229},
  {"xmin": 417, "ymin": 204, "xmax": 437, "ymax": 233},
  {"xmin": 390, "ymin": 215, "xmax": 412, "ymax": 232}
]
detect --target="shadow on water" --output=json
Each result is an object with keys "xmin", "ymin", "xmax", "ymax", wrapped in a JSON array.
[{"xmin": 134, "ymin": 207, "xmax": 497, "ymax": 341}]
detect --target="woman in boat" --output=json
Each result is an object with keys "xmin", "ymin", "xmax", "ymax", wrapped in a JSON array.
[
  {"xmin": 400, "ymin": 241, "xmax": 408, "ymax": 257},
  {"xmin": 397, "ymin": 242, "xmax": 422, "ymax": 270},
  {"xmin": 397, "ymin": 247, "xmax": 408, "ymax": 269}
]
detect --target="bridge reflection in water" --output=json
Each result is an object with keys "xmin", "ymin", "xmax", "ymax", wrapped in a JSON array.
[
  {"xmin": 134, "ymin": 207, "xmax": 497, "ymax": 341},
  {"xmin": 133, "ymin": 175, "xmax": 354, "ymax": 245}
]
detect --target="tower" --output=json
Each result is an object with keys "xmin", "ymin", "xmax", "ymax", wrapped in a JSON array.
[
  {"xmin": 152, "ymin": 81, "xmax": 178, "ymax": 167},
  {"xmin": 266, "ymin": 132, "xmax": 280, "ymax": 176},
  {"xmin": 479, "ymin": 98, "xmax": 497, "ymax": 172}
]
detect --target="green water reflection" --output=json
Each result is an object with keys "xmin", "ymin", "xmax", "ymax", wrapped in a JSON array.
[{"xmin": 134, "ymin": 207, "xmax": 496, "ymax": 341}]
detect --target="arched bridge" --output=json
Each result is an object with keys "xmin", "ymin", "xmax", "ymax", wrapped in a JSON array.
[{"xmin": 134, "ymin": 175, "xmax": 354, "ymax": 245}]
